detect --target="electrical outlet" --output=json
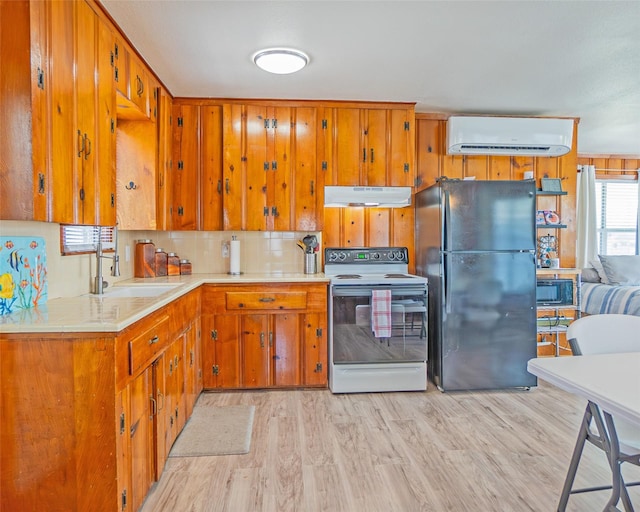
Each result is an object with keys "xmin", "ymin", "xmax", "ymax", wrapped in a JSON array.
[{"xmin": 221, "ymin": 241, "xmax": 229, "ymax": 258}]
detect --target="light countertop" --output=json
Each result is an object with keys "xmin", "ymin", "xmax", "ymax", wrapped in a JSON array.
[{"xmin": 0, "ymin": 273, "xmax": 329, "ymax": 334}]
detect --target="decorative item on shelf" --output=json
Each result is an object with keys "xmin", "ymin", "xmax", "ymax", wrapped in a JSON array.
[
  {"xmin": 536, "ymin": 210, "xmax": 546, "ymax": 226},
  {"xmin": 543, "ymin": 210, "xmax": 561, "ymax": 225},
  {"xmin": 540, "ymin": 178, "xmax": 563, "ymax": 193},
  {"xmin": 537, "ymin": 234, "xmax": 557, "ymax": 268}
]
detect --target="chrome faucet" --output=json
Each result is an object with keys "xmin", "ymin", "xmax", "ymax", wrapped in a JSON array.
[{"xmin": 93, "ymin": 225, "xmax": 120, "ymax": 295}]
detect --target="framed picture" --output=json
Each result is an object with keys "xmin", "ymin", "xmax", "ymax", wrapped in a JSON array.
[{"xmin": 541, "ymin": 178, "xmax": 563, "ymax": 192}]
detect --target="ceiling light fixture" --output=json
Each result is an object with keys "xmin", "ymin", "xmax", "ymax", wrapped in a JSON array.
[{"xmin": 253, "ymin": 48, "xmax": 309, "ymax": 75}]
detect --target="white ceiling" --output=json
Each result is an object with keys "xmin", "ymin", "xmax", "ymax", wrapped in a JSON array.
[{"xmin": 101, "ymin": 0, "xmax": 640, "ymax": 156}]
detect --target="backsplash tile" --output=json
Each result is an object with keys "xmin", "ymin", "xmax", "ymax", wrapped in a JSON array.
[{"xmin": 0, "ymin": 221, "xmax": 321, "ymax": 298}]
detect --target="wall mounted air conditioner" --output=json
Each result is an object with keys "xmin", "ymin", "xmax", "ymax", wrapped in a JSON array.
[{"xmin": 446, "ymin": 116, "xmax": 574, "ymax": 157}]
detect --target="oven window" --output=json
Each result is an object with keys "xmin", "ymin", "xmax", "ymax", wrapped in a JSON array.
[{"xmin": 331, "ymin": 287, "xmax": 427, "ymax": 364}]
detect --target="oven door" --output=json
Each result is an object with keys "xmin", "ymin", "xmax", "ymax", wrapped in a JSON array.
[{"xmin": 330, "ymin": 284, "xmax": 427, "ymax": 364}]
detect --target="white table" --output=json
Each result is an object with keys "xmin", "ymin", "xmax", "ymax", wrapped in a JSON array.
[{"xmin": 528, "ymin": 353, "xmax": 640, "ymax": 511}]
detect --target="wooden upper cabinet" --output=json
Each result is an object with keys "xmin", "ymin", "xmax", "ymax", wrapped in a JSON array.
[
  {"xmin": 172, "ymin": 103, "xmax": 200, "ymax": 230},
  {"xmin": 201, "ymin": 105, "xmax": 223, "ymax": 231},
  {"xmin": 0, "ymin": 0, "xmax": 116, "ymax": 225},
  {"xmin": 222, "ymin": 102, "xmax": 320, "ymax": 231},
  {"xmin": 114, "ymin": 37, "xmax": 152, "ymax": 121},
  {"xmin": 156, "ymin": 87, "xmax": 173, "ymax": 231},
  {"xmin": 415, "ymin": 118, "xmax": 442, "ymax": 191},
  {"xmin": 329, "ymin": 106, "xmax": 415, "ymax": 187}
]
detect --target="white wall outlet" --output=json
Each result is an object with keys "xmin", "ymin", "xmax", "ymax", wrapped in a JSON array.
[
  {"xmin": 221, "ymin": 241, "xmax": 230, "ymax": 258},
  {"xmin": 125, "ymin": 245, "xmax": 131, "ymax": 262}
]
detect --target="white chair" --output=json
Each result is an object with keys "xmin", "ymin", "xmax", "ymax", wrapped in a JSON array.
[{"xmin": 559, "ymin": 314, "xmax": 640, "ymax": 512}]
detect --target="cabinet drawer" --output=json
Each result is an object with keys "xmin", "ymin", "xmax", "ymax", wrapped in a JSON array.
[
  {"xmin": 225, "ymin": 292, "xmax": 307, "ymax": 310},
  {"xmin": 128, "ymin": 315, "xmax": 169, "ymax": 375}
]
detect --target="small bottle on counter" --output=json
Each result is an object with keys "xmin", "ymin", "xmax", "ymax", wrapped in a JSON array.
[
  {"xmin": 154, "ymin": 248, "xmax": 168, "ymax": 277},
  {"xmin": 167, "ymin": 252, "xmax": 180, "ymax": 276},
  {"xmin": 134, "ymin": 239, "xmax": 156, "ymax": 278},
  {"xmin": 179, "ymin": 259, "xmax": 192, "ymax": 275}
]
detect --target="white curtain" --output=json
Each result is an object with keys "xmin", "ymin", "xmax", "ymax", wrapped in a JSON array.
[
  {"xmin": 576, "ymin": 164, "xmax": 597, "ymax": 268},
  {"xmin": 637, "ymin": 169, "xmax": 640, "ymax": 254}
]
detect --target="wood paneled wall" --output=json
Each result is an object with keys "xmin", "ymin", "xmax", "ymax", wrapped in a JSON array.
[{"xmin": 416, "ymin": 114, "xmax": 579, "ymax": 268}]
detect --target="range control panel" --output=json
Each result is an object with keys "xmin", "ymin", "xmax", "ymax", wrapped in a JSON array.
[{"xmin": 325, "ymin": 247, "xmax": 409, "ymax": 264}]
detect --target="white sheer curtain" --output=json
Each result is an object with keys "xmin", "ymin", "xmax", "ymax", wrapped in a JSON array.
[
  {"xmin": 576, "ymin": 164, "xmax": 597, "ymax": 268},
  {"xmin": 637, "ymin": 169, "xmax": 640, "ymax": 254}
]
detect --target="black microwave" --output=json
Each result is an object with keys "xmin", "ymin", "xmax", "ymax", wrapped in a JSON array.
[{"xmin": 536, "ymin": 279, "xmax": 574, "ymax": 306}]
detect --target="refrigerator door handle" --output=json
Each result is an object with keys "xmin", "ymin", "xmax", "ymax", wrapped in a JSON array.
[
  {"xmin": 444, "ymin": 252, "xmax": 452, "ymax": 315},
  {"xmin": 443, "ymin": 189, "xmax": 452, "ymax": 252}
]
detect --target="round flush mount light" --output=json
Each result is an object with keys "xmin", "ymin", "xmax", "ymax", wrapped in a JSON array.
[{"xmin": 253, "ymin": 48, "xmax": 309, "ymax": 75}]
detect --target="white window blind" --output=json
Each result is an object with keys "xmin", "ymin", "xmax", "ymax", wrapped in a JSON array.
[
  {"xmin": 596, "ymin": 180, "xmax": 638, "ymax": 255},
  {"xmin": 60, "ymin": 225, "xmax": 115, "ymax": 255}
]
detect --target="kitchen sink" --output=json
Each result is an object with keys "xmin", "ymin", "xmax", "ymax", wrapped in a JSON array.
[{"xmin": 92, "ymin": 284, "xmax": 182, "ymax": 298}]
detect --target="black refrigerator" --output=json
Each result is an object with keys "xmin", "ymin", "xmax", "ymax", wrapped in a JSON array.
[{"xmin": 415, "ymin": 179, "xmax": 537, "ymax": 391}]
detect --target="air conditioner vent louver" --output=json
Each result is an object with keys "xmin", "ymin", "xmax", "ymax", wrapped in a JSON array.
[{"xmin": 447, "ymin": 116, "xmax": 573, "ymax": 157}]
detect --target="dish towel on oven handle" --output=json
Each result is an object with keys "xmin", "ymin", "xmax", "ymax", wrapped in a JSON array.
[{"xmin": 371, "ymin": 289, "xmax": 392, "ymax": 338}]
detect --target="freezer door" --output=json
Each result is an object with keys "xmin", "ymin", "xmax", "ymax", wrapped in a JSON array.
[
  {"xmin": 443, "ymin": 180, "xmax": 536, "ymax": 252},
  {"xmin": 438, "ymin": 251, "xmax": 537, "ymax": 391}
]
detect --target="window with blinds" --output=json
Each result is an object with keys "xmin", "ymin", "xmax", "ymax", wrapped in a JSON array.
[
  {"xmin": 60, "ymin": 225, "xmax": 115, "ymax": 255},
  {"xmin": 596, "ymin": 180, "xmax": 638, "ymax": 255}
]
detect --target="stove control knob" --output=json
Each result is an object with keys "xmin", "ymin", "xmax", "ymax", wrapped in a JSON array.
[
  {"xmin": 388, "ymin": 252, "xmax": 396, "ymax": 260},
  {"xmin": 338, "ymin": 252, "xmax": 347, "ymax": 261},
  {"xmin": 396, "ymin": 251, "xmax": 404, "ymax": 261},
  {"xmin": 372, "ymin": 253, "xmax": 380, "ymax": 260}
]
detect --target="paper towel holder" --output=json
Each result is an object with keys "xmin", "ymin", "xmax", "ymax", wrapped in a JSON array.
[{"xmin": 228, "ymin": 235, "xmax": 243, "ymax": 275}]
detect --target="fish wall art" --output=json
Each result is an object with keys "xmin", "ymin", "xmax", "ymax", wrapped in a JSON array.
[{"xmin": 0, "ymin": 237, "xmax": 48, "ymax": 316}]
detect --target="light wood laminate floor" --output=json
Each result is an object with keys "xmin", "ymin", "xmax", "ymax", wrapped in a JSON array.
[{"xmin": 141, "ymin": 381, "xmax": 640, "ymax": 512}]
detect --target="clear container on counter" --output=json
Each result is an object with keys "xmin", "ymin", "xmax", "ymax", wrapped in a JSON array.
[
  {"xmin": 154, "ymin": 248, "xmax": 168, "ymax": 277},
  {"xmin": 167, "ymin": 252, "xmax": 180, "ymax": 276},
  {"xmin": 179, "ymin": 259, "xmax": 192, "ymax": 275},
  {"xmin": 134, "ymin": 239, "xmax": 156, "ymax": 278}
]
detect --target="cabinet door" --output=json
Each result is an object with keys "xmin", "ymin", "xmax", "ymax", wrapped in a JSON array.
[
  {"xmin": 184, "ymin": 322, "xmax": 200, "ymax": 417},
  {"xmin": 222, "ymin": 103, "xmax": 244, "ymax": 230},
  {"xmin": 153, "ymin": 355, "xmax": 168, "ymax": 480},
  {"xmin": 76, "ymin": 0, "xmax": 97, "ymax": 225},
  {"xmin": 303, "ymin": 312, "xmax": 328, "ymax": 386},
  {"xmin": 129, "ymin": 53, "xmax": 149, "ymax": 116},
  {"xmin": 334, "ymin": 108, "xmax": 362, "ymax": 185},
  {"xmin": 364, "ymin": 109, "xmax": 387, "ymax": 186},
  {"xmin": 242, "ymin": 314, "xmax": 270, "ymax": 387},
  {"xmin": 201, "ymin": 105, "xmax": 223, "ymax": 231},
  {"xmin": 415, "ymin": 118, "xmax": 441, "ymax": 191},
  {"xmin": 48, "ymin": 0, "xmax": 76, "ymax": 224},
  {"xmin": 245, "ymin": 104, "xmax": 270, "ymax": 230},
  {"xmin": 272, "ymin": 313, "xmax": 301, "ymax": 386},
  {"xmin": 113, "ymin": 37, "xmax": 128, "ymax": 98},
  {"xmin": 95, "ymin": 13, "xmax": 117, "ymax": 226},
  {"xmin": 128, "ymin": 367, "xmax": 153, "ymax": 512},
  {"xmin": 156, "ymin": 88, "xmax": 173, "ymax": 230},
  {"xmin": 388, "ymin": 109, "xmax": 414, "ymax": 187},
  {"xmin": 115, "ymin": 388, "xmax": 131, "ymax": 512},
  {"xmin": 202, "ymin": 314, "xmax": 242, "ymax": 389},
  {"xmin": 293, "ymin": 107, "xmax": 319, "ymax": 231},
  {"xmin": 268, "ymin": 106, "xmax": 292, "ymax": 231},
  {"xmin": 172, "ymin": 103, "xmax": 200, "ymax": 230}
]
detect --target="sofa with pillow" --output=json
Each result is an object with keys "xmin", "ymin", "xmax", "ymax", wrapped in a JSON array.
[{"xmin": 581, "ymin": 255, "xmax": 640, "ymax": 316}]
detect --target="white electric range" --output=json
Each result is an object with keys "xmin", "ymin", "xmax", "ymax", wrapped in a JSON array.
[{"xmin": 325, "ymin": 247, "xmax": 428, "ymax": 393}]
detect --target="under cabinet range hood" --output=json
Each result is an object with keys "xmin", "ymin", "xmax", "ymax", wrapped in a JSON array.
[
  {"xmin": 324, "ymin": 186, "xmax": 412, "ymax": 208},
  {"xmin": 446, "ymin": 116, "xmax": 574, "ymax": 157}
]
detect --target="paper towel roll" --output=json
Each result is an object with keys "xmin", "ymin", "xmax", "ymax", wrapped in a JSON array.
[{"xmin": 229, "ymin": 239, "xmax": 241, "ymax": 274}]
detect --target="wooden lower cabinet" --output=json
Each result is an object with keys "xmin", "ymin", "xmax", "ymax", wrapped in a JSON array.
[
  {"xmin": 201, "ymin": 283, "xmax": 328, "ymax": 389},
  {"xmin": 0, "ymin": 290, "xmax": 201, "ymax": 512}
]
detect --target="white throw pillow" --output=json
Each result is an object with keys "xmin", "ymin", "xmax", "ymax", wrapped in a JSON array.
[
  {"xmin": 581, "ymin": 267, "xmax": 601, "ymax": 283},
  {"xmin": 598, "ymin": 255, "xmax": 640, "ymax": 286},
  {"xmin": 590, "ymin": 258, "xmax": 610, "ymax": 285}
]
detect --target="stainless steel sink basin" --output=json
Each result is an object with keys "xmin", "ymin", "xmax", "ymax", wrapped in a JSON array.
[{"xmin": 93, "ymin": 284, "xmax": 181, "ymax": 298}]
